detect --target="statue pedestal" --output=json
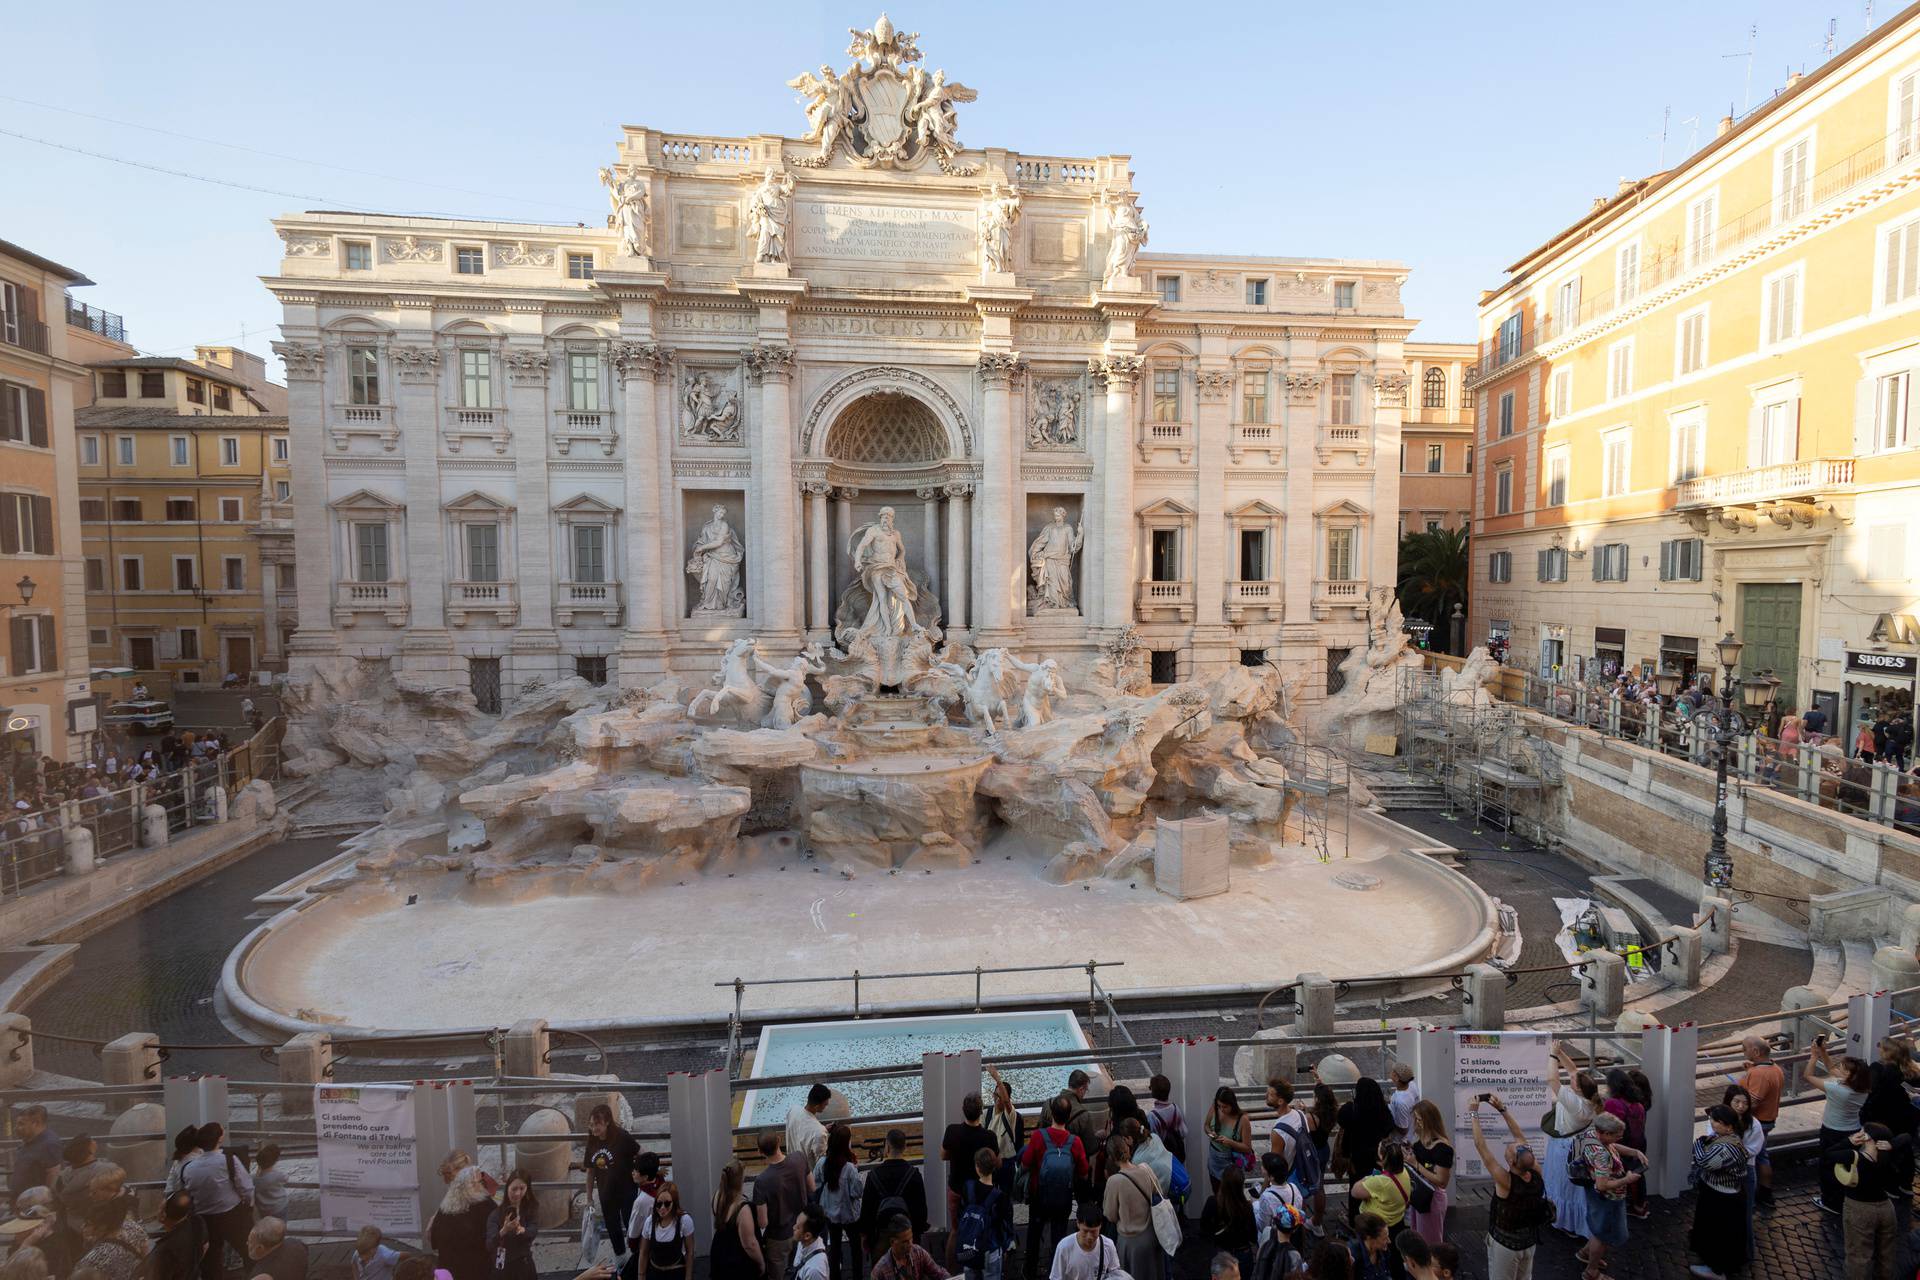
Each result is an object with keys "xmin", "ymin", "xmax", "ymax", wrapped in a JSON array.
[
  {"xmin": 1029, "ymin": 604, "xmax": 1081, "ymax": 620},
  {"xmin": 690, "ymin": 606, "xmax": 747, "ymax": 621},
  {"xmin": 747, "ymin": 261, "xmax": 791, "ymax": 280},
  {"xmin": 978, "ymin": 270, "xmax": 1018, "ymax": 289}
]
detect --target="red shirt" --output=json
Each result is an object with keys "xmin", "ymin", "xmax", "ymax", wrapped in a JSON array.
[{"xmin": 1018, "ymin": 1124, "xmax": 1088, "ymax": 1179}]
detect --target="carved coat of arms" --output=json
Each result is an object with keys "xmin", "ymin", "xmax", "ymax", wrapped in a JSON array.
[{"xmin": 787, "ymin": 14, "xmax": 978, "ymax": 174}]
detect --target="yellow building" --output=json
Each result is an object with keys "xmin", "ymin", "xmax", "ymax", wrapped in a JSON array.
[
  {"xmin": 76, "ymin": 351, "xmax": 293, "ymax": 686},
  {"xmin": 1468, "ymin": 4, "xmax": 1920, "ymax": 749},
  {"xmin": 1398, "ymin": 341, "xmax": 1477, "ymax": 538}
]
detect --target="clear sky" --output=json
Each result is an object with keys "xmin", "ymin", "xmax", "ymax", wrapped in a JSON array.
[{"xmin": 3, "ymin": 0, "xmax": 1879, "ymax": 371}]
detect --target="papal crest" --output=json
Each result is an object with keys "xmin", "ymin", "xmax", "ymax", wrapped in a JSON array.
[{"xmin": 787, "ymin": 13, "xmax": 978, "ymax": 174}]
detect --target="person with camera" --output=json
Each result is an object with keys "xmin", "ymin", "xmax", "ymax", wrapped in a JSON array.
[
  {"xmin": 1808, "ymin": 1034, "xmax": 1870, "ymax": 1215},
  {"xmin": 1468, "ymin": 1093, "xmax": 1549, "ymax": 1280}
]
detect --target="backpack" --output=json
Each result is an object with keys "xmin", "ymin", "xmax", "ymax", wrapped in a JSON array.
[
  {"xmin": 1149, "ymin": 1105, "xmax": 1188, "ymax": 1166},
  {"xmin": 868, "ymin": 1162, "xmax": 915, "ymax": 1231},
  {"xmin": 1252, "ymin": 1230, "xmax": 1304, "ymax": 1280},
  {"xmin": 952, "ymin": 1182, "xmax": 1002, "ymax": 1268},
  {"xmin": 1567, "ymin": 1137, "xmax": 1596, "ymax": 1188},
  {"xmin": 1276, "ymin": 1114, "xmax": 1321, "ymax": 1191},
  {"xmin": 1037, "ymin": 1129, "xmax": 1077, "ymax": 1210}
]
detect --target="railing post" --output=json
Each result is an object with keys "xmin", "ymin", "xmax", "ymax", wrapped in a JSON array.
[
  {"xmin": 1795, "ymin": 743, "xmax": 1818, "ymax": 803},
  {"xmin": 851, "ymin": 969, "xmax": 860, "ymax": 1018},
  {"xmin": 974, "ymin": 966, "xmax": 983, "ymax": 1013},
  {"xmin": 1870, "ymin": 764, "xmax": 1897, "ymax": 825}
]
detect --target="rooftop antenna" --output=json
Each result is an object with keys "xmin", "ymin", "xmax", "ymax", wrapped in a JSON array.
[
  {"xmin": 1821, "ymin": 17, "xmax": 1837, "ymax": 56},
  {"xmin": 1680, "ymin": 115, "xmax": 1701, "ymax": 155},
  {"xmin": 1724, "ymin": 23, "xmax": 1758, "ymax": 114},
  {"xmin": 1649, "ymin": 106, "xmax": 1673, "ymax": 165}
]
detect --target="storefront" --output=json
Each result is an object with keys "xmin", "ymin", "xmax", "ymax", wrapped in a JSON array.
[
  {"xmin": 1659, "ymin": 634, "xmax": 1700, "ymax": 685},
  {"xmin": 3, "ymin": 711, "xmax": 44, "ymax": 796},
  {"xmin": 1593, "ymin": 627, "xmax": 1627, "ymax": 679},
  {"xmin": 1843, "ymin": 649, "xmax": 1916, "ymax": 762},
  {"xmin": 1539, "ymin": 624, "xmax": 1567, "ymax": 681}
]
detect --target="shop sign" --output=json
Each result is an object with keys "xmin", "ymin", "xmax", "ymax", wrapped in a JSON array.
[
  {"xmin": 4, "ymin": 714, "xmax": 39, "ymax": 734},
  {"xmin": 1868, "ymin": 613, "xmax": 1920, "ymax": 644},
  {"xmin": 1845, "ymin": 650, "xmax": 1918, "ymax": 678}
]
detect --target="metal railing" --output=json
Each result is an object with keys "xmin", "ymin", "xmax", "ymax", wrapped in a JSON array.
[
  {"xmin": 65, "ymin": 298, "xmax": 127, "ymax": 342},
  {"xmin": 0, "ymin": 318, "xmax": 50, "ymax": 354}
]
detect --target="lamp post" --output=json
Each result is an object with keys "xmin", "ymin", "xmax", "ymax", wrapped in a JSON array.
[{"xmin": 1700, "ymin": 631, "xmax": 1782, "ymax": 889}]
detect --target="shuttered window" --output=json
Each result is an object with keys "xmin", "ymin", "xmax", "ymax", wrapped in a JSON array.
[
  {"xmin": 1593, "ymin": 542, "xmax": 1631, "ymax": 582},
  {"xmin": 1659, "ymin": 538, "xmax": 1704, "ymax": 582},
  {"xmin": 354, "ymin": 523, "xmax": 389, "ymax": 582},
  {"xmin": 0, "ymin": 382, "xmax": 48, "ymax": 446},
  {"xmin": 8, "ymin": 616, "xmax": 58, "ymax": 676},
  {"xmin": 0, "ymin": 493, "xmax": 54, "ymax": 555},
  {"xmin": 1885, "ymin": 216, "xmax": 1920, "ymax": 307}
]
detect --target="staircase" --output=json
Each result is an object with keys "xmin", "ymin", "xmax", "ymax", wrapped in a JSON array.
[{"xmin": 1368, "ymin": 778, "xmax": 1451, "ymax": 811}]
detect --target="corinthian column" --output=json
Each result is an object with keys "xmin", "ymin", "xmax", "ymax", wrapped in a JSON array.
[
  {"xmin": 1097, "ymin": 356, "xmax": 1143, "ymax": 632},
  {"xmin": 804, "ymin": 482, "xmax": 831, "ymax": 635},
  {"xmin": 746, "ymin": 344, "xmax": 801, "ymax": 637},
  {"xmin": 944, "ymin": 482, "xmax": 971, "ymax": 633},
  {"xmin": 614, "ymin": 341, "xmax": 668, "ymax": 640},
  {"xmin": 976, "ymin": 352, "xmax": 1025, "ymax": 641}
]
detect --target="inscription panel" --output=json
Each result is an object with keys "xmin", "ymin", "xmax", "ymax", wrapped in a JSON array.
[
  {"xmin": 662, "ymin": 309, "xmax": 756, "ymax": 334},
  {"xmin": 792, "ymin": 314, "xmax": 981, "ymax": 341},
  {"xmin": 796, "ymin": 200, "xmax": 977, "ymax": 265}
]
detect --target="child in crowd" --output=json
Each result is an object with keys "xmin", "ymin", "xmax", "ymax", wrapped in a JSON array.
[
  {"xmin": 353, "ymin": 1227, "xmax": 403, "ymax": 1280},
  {"xmin": 254, "ymin": 1144, "xmax": 289, "ymax": 1221}
]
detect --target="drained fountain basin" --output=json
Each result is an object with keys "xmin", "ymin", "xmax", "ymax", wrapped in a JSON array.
[{"xmin": 739, "ymin": 1009, "xmax": 1094, "ymax": 1127}]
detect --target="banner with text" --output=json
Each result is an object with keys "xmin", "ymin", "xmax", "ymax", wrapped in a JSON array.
[
  {"xmin": 1451, "ymin": 1031, "xmax": 1553, "ymax": 1179},
  {"xmin": 316, "ymin": 1085, "xmax": 421, "ymax": 1234}
]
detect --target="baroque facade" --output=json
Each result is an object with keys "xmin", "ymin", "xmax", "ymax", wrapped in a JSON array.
[
  {"xmin": 266, "ymin": 15, "xmax": 1409, "ymax": 703},
  {"xmin": 1467, "ymin": 4, "xmax": 1920, "ymax": 749}
]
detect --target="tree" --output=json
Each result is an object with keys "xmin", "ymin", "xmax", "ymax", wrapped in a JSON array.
[{"xmin": 1395, "ymin": 527, "xmax": 1469, "ymax": 652}]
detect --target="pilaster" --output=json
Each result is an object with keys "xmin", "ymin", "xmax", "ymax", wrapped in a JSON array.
[
  {"xmin": 1191, "ymin": 348, "xmax": 1235, "ymax": 673},
  {"xmin": 393, "ymin": 329, "xmax": 448, "ymax": 649},
  {"xmin": 273, "ymin": 340, "xmax": 340, "ymax": 655},
  {"xmin": 504, "ymin": 328, "xmax": 556, "ymax": 646},
  {"xmin": 614, "ymin": 339, "xmax": 671, "ymax": 669},
  {"xmin": 744, "ymin": 343, "xmax": 801, "ymax": 642},
  {"xmin": 1093, "ymin": 356, "xmax": 1142, "ymax": 633},
  {"xmin": 974, "ymin": 352, "xmax": 1025, "ymax": 642}
]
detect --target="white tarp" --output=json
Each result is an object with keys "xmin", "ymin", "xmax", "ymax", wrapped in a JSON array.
[
  {"xmin": 316, "ymin": 1085, "xmax": 421, "ymax": 1234},
  {"xmin": 1450, "ymin": 1031, "xmax": 1553, "ymax": 1179}
]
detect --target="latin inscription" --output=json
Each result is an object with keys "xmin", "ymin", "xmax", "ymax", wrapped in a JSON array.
[
  {"xmin": 796, "ymin": 201, "xmax": 977, "ymax": 265},
  {"xmin": 792, "ymin": 314, "xmax": 980, "ymax": 340},
  {"xmin": 1017, "ymin": 321, "xmax": 1100, "ymax": 344},
  {"xmin": 663, "ymin": 310, "xmax": 755, "ymax": 333}
]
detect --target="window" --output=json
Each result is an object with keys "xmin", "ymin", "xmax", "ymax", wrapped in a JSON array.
[
  {"xmin": 568, "ymin": 353, "xmax": 601, "ymax": 411},
  {"xmin": 1152, "ymin": 369, "xmax": 1180, "ymax": 422},
  {"xmin": 1537, "ymin": 547, "xmax": 1568, "ymax": 582},
  {"xmin": 1494, "ymin": 465, "xmax": 1513, "ymax": 515},
  {"xmin": 84, "ymin": 558, "xmax": 105, "ymax": 592},
  {"xmin": 1687, "ymin": 193, "xmax": 1717, "ymax": 267},
  {"xmin": 1240, "ymin": 528, "xmax": 1267, "ymax": 578},
  {"xmin": 170, "ymin": 436, "xmax": 190, "ymax": 466},
  {"xmin": 1776, "ymin": 135, "xmax": 1811, "ymax": 222},
  {"xmin": 116, "ymin": 435, "xmax": 134, "ymax": 465},
  {"xmin": 1245, "ymin": 278, "xmax": 1267, "ymax": 306},
  {"xmin": 1876, "ymin": 370, "xmax": 1912, "ymax": 451},
  {"xmin": 1464, "ymin": 446, "xmax": 1473, "ymax": 473},
  {"xmin": 464, "ymin": 523, "xmax": 500, "ymax": 582},
  {"xmin": 1883, "ymin": 214, "xmax": 1920, "ymax": 307},
  {"xmin": 1763, "ymin": 266, "xmax": 1802, "ymax": 346},
  {"xmin": 1330, "ymin": 373, "xmax": 1356, "ymax": 425},
  {"xmin": 7, "ymin": 616, "xmax": 56, "ymax": 675},
  {"xmin": 0, "ymin": 383, "xmax": 47, "ymax": 446},
  {"xmin": 460, "ymin": 350, "xmax": 494, "ymax": 408},
  {"xmin": 1149, "ymin": 651, "xmax": 1178, "ymax": 684},
  {"xmin": 1424, "ymin": 517, "xmax": 1442, "ymax": 534},
  {"xmin": 1757, "ymin": 398, "xmax": 1797, "ymax": 466},
  {"xmin": 1546, "ymin": 446, "xmax": 1569, "ymax": 507},
  {"xmin": 274, "ymin": 480, "xmax": 291, "ymax": 501},
  {"xmin": 220, "ymin": 498, "xmax": 242, "ymax": 522},
  {"xmin": 571, "ymin": 524, "xmax": 607, "ymax": 583},
  {"xmin": 79, "ymin": 498, "xmax": 105, "ymax": 521},
  {"xmin": 455, "ymin": 246, "xmax": 485, "ymax": 275},
  {"xmin": 1156, "ymin": 275, "xmax": 1180, "ymax": 304},
  {"xmin": 212, "ymin": 385, "xmax": 231, "ymax": 411},
  {"xmin": 1422, "ymin": 367, "xmax": 1446, "ymax": 409},
  {"xmin": 348, "ymin": 346, "xmax": 380, "ymax": 405},
  {"xmin": 1325, "ymin": 526, "xmax": 1355, "ymax": 580},
  {"xmin": 1498, "ymin": 313, "xmax": 1523, "ymax": 362},
  {"xmin": 1898, "ymin": 69, "xmax": 1919, "ymax": 161},
  {"xmin": 0, "ymin": 281, "xmax": 16, "ymax": 347},
  {"xmin": 139, "ymin": 370, "xmax": 165, "ymax": 398},
  {"xmin": 112, "ymin": 497, "xmax": 141, "ymax": 522},
  {"xmin": 345, "ymin": 241, "xmax": 373, "ymax": 270},
  {"xmin": 0, "ymin": 493, "xmax": 53, "ymax": 554},
  {"xmin": 567, "ymin": 253, "xmax": 595, "ymax": 280},
  {"xmin": 1241, "ymin": 371, "xmax": 1268, "ymax": 423},
  {"xmin": 89, "ymin": 628, "xmax": 107, "ymax": 646},
  {"xmin": 1602, "ymin": 429, "xmax": 1630, "ymax": 496},
  {"xmin": 280, "ymin": 562, "xmax": 296, "ymax": 590},
  {"xmin": 1867, "ymin": 523, "xmax": 1908, "ymax": 581},
  {"xmin": 1333, "ymin": 281, "xmax": 1356, "ymax": 309},
  {"xmin": 178, "ymin": 628, "xmax": 200, "ymax": 660},
  {"xmin": 80, "ymin": 435, "xmax": 99, "ymax": 466},
  {"xmin": 1616, "ymin": 242, "xmax": 1640, "ymax": 305},
  {"xmin": 219, "ymin": 437, "xmax": 239, "ymax": 466},
  {"xmin": 173, "ymin": 557, "xmax": 197, "ymax": 591},
  {"xmin": 100, "ymin": 370, "xmax": 126, "ymax": 398},
  {"xmin": 185, "ymin": 378, "xmax": 205, "ymax": 405},
  {"xmin": 1426, "ymin": 443, "xmax": 1443, "ymax": 473},
  {"xmin": 1240, "ymin": 649, "xmax": 1266, "ymax": 668},
  {"xmin": 1606, "ymin": 340, "xmax": 1633, "ymax": 400},
  {"xmin": 1149, "ymin": 528, "xmax": 1180, "ymax": 581},
  {"xmin": 1677, "ymin": 306, "xmax": 1709, "ymax": 375},
  {"xmin": 1488, "ymin": 550, "xmax": 1512, "ymax": 583},
  {"xmin": 1593, "ymin": 542, "xmax": 1631, "ymax": 582},
  {"xmin": 120, "ymin": 556, "xmax": 143, "ymax": 590},
  {"xmin": 1555, "ymin": 276, "xmax": 1582, "ymax": 334},
  {"xmin": 1670, "ymin": 408, "xmax": 1705, "ymax": 482},
  {"xmin": 575, "ymin": 655, "xmax": 608, "ymax": 684},
  {"xmin": 164, "ymin": 498, "xmax": 195, "ymax": 522},
  {"xmin": 353, "ymin": 523, "xmax": 390, "ymax": 582},
  {"xmin": 1497, "ymin": 392, "xmax": 1514, "ymax": 437},
  {"xmin": 223, "ymin": 557, "xmax": 245, "ymax": 591},
  {"xmin": 1660, "ymin": 538, "xmax": 1704, "ymax": 582},
  {"xmin": 1550, "ymin": 367, "xmax": 1573, "ymax": 419},
  {"xmin": 272, "ymin": 436, "xmax": 289, "ymax": 462}
]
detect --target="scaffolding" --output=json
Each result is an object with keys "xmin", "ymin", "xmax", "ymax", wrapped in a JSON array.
[
  {"xmin": 1278, "ymin": 739, "xmax": 1353, "ymax": 862},
  {"xmin": 1396, "ymin": 667, "xmax": 1562, "ymax": 846}
]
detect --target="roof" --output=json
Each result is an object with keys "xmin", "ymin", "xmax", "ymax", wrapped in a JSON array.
[
  {"xmin": 0, "ymin": 238, "xmax": 94, "ymax": 287},
  {"xmin": 89, "ymin": 356, "xmax": 256, "ymax": 389},
  {"xmin": 75, "ymin": 406, "xmax": 288, "ymax": 429}
]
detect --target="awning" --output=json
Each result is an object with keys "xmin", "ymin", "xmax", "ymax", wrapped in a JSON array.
[{"xmin": 1846, "ymin": 669, "xmax": 1915, "ymax": 691}]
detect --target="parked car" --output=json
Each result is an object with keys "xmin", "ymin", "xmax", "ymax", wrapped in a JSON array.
[{"xmin": 102, "ymin": 700, "xmax": 174, "ymax": 732}]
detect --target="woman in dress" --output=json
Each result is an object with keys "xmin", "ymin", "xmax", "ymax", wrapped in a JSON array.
[
  {"xmin": 811, "ymin": 1122, "xmax": 865, "ymax": 1280},
  {"xmin": 1546, "ymin": 1042, "xmax": 1599, "ymax": 1241},
  {"xmin": 1809, "ymin": 1037, "xmax": 1871, "ymax": 1214},
  {"xmin": 634, "ymin": 1181, "xmax": 695, "ymax": 1280},
  {"xmin": 1204, "ymin": 1087, "xmax": 1254, "ymax": 1192},
  {"xmin": 708, "ymin": 1161, "xmax": 764, "ymax": 1280},
  {"xmin": 1404, "ymin": 1101, "xmax": 1454, "ymax": 1245},
  {"xmin": 1686, "ymin": 1105, "xmax": 1749, "ymax": 1280},
  {"xmin": 485, "ymin": 1170, "xmax": 541, "ymax": 1280},
  {"xmin": 431, "ymin": 1166, "xmax": 497, "ymax": 1280}
]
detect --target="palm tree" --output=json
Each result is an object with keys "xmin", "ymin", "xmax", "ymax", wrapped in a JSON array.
[{"xmin": 1395, "ymin": 526, "xmax": 1469, "ymax": 652}]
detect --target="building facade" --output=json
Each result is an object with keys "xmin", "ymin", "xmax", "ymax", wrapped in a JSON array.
[
  {"xmin": 267, "ymin": 16, "xmax": 1410, "ymax": 706},
  {"xmin": 1397, "ymin": 341, "xmax": 1476, "ymax": 538},
  {"xmin": 0, "ymin": 240, "xmax": 98, "ymax": 767},
  {"xmin": 1468, "ymin": 4, "xmax": 1920, "ymax": 748},
  {"xmin": 76, "ymin": 352, "xmax": 293, "ymax": 686}
]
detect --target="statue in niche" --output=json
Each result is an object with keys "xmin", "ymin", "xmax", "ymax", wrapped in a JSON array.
[
  {"xmin": 756, "ymin": 643, "xmax": 826, "ymax": 729},
  {"xmin": 1028, "ymin": 507, "xmax": 1084, "ymax": 614},
  {"xmin": 978, "ymin": 180, "xmax": 1021, "ymax": 275},
  {"xmin": 686, "ymin": 505, "xmax": 746, "ymax": 616},
  {"xmin": 599, "ymin": 165, "xmax": 652, "ymax": 259},
  {"xmin": 682, "ymin": 372, "xmax": 741, "ymax": 443},
  {"xmin": 1026, "ymin": 380, "xmax": 1082, "ymax": 449},
  {"xmin": 849, "ymin": 506, "xmax": 919, "ymax": 636},
  {"xmin": 1101, "ymin": 191, "xmax": 1149, "ymax": 286},
  {"xmin": 746, "ymin": 166, "xmax": 795, "ymax": 264}
]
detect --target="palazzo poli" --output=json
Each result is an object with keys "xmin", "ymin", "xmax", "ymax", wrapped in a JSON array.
[{"xmin": 266, "ymin": 15, "xmax": 1411, "ymax": 703}]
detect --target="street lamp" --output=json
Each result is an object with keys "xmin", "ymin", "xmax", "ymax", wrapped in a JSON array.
[
  {"xmin": 1653, "ymin": 669, "xmax": 1683, "ymax": 699},
  {"xmin": 15, "ymin": 576, "xmax": 34, "ymax": 606},
  {"xmin": 1700, "ymin": 630, "xmax": 1762, "ymax": 891}
]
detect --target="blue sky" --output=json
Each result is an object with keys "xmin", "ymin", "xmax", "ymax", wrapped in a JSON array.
[{"xmin": 3, "ymin": 1, "xmax": 1878, "ymax": 369}]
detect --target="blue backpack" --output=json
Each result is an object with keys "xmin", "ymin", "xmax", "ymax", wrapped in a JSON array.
[
  {"xmin": 1037, "ymin": 1129, "xmax": 1077, "ymax": 1209},
  {"xmin": 953, "ymin": 1182, "xmax": 1003, "ymax": 1267}
]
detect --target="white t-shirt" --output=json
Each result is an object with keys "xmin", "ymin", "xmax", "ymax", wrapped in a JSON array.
[
  {"xmin": 1271, "ymin": 1109, "xmax": 1308, "ymax": 1162},
  {"xmin": 1049, "ymin": 1234, "xmax": 1120, "ymax": 1280},
  {"xmin": 637, "ymin": 1213, "xmax": 695, "ymax": 1246},
  {"xmin": 1553, "ymin": 1085, "xmax": 1593, "ymax": 1134},
  {"xmin": 1254, "ymin": 1181, "xmax": 1305, "ymax": 1244},
  {"xmin": 787, "ymin": 1106, "xmax": 827, "ymax": 1165},
  {"xmin": 1388, "ymin": 1081, "xmax": 1420, "ymax": 1135},
  {"xmin": 626, "ymin": 1189, "xmax": 657, "ymax": 1241},
  {"xmin": 1739, "ymin": 1120, "xmax": 1765, "ymax": 1161}
]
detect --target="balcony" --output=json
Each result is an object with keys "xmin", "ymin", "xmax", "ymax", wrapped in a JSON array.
[
  {"xmin": 1674, "ymin": 458, "xmax": 1855, "ymax": 517},
  {"xmin": 553, "ymin": 408, "xmax": 617, "ymax": 457},
  {"xmin": 1, "ymin": 319, "xmax": 50, "ymax": 355},
  {"xmin": 66, "ymin": 299, "xmax": 126, "ymax": 343},
  {"xmin": 443, "ymin": 406, "xmax": 511, "ymax": 455},
  {"xmin": 332, "ymin": 580, "xmax": 409, "ymax": 628},
  {"xmin": 1228, "ymin": 423, "xmax": 1283, "ymax": 465},
  {"xmin": 1312, "ymin": 578, "xmax": 1366, "ymax": 620},
  {"xmin": 447, "ymin": 579, "xmax": 519, "ymax": 626},
  {"xmin": 1225, "ymin": 579, "xmax": 1282, "ymax": 623},
  {"xmin": 329, "ymin": 403, "xmax": 398, "ymax": 451},
  {"xmin": 556, "ymin": 580, "xmax": 622, "ymax": 627},
  {"xmin": 1137, "ymin": 420, "xmax": 1193, "ymax": 463},
  {"xmin": 1316, "ymin": 424, "xmax": 1371, "ymax": 466},
  {"xmin": 1135, "ymin": 578, "xmax": 1194, "ymax": 622}
]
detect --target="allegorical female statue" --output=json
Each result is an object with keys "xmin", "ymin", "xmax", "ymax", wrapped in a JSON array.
[
  {"xmin": 1028, "ymin": 507, "xmax": 1084, "ymax": 613},
  {"xmin": 746, "ymin": 166, "xmax": 795, "ymax": 264},
  {"xmin": 599, "ymin": 165, "xmax": 652, "ymax": 259},
  {"xmin": 849, "ymin": 507, "xmax": 918, "ymax": 636},
  {"xmin": 686, "ymin": 505, "xmax": 745, "ymax": 615}
]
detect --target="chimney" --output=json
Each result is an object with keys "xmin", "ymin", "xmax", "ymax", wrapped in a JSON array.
[
  {"xmin": 1786, "ymin": 70, "xmax": 1804, "ymax": 90},
  {"xmin": 1716, "ymin": 114, "xmax": 1735, "ymax": 138},
  {"xmin": 1617, "ymin": 177, "xmax": 1635, "ymax": 195},
  {"xmin": 1591, "ymin": 196, "xmax": 1609, "ymax": 211}
]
